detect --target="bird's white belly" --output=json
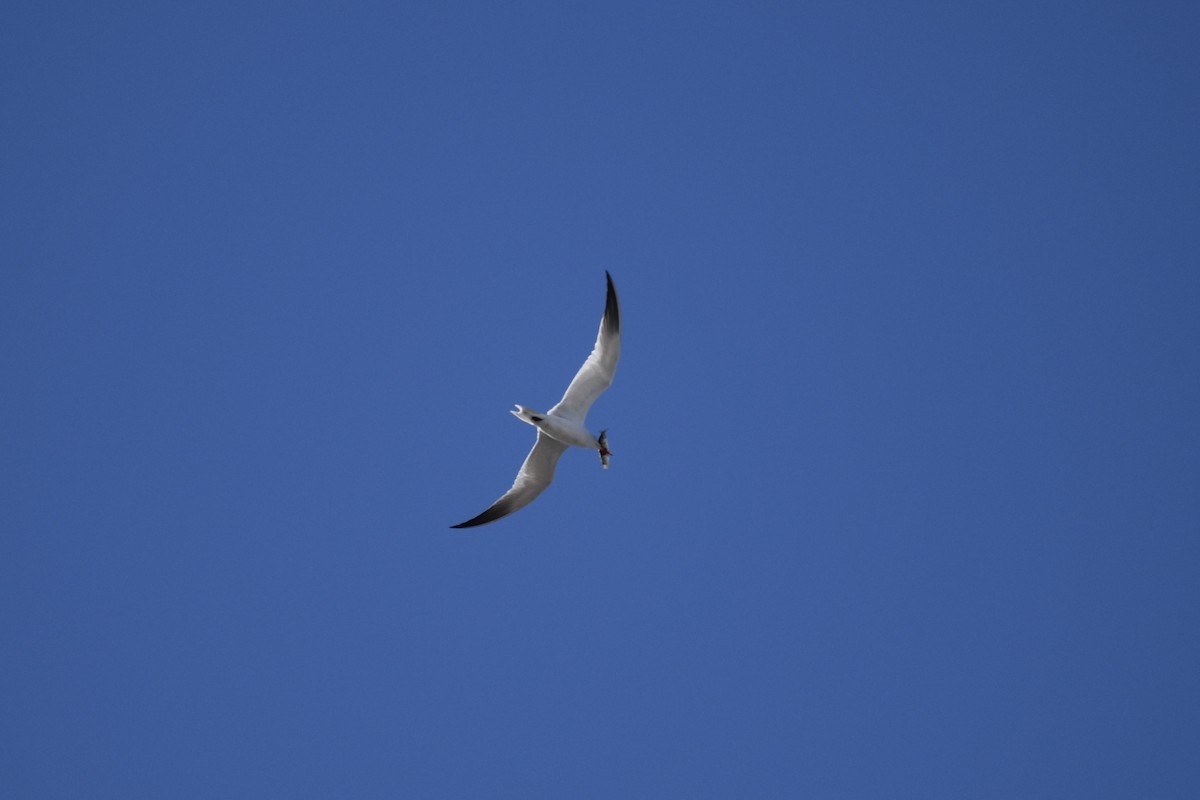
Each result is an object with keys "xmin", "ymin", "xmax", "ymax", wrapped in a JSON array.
[{"xmin": 538, "ymin": 414, "xmax": 597, "ymax": 449}]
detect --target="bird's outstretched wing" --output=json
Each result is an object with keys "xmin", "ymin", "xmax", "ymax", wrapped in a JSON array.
[
  {"xmin": 450, "ymin": 431, "xmax": 569, "ymax": 528},
  {"xmin": 548, "ymin": 271, "xmax": 620, "ymax": 424}
]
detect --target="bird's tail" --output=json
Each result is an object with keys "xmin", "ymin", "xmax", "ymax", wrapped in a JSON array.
[{"xmin": 511, "ymin": 405, "xmax": 547, "ymax": 425}]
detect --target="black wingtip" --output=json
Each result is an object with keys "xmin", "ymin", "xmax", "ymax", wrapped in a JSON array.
[
  {"xmin": 450, "ymin": 512, "xmax": 494, "ymax": 529},
  {"xmin": 603, "ymin": 271, "xmax": 619, "ymax": 334},
  {"xmin": 450, "ymin": 496, "xmax": 516, "ymax": 529}
]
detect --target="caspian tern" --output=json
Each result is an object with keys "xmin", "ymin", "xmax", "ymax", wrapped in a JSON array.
[{"xmin": 451, "ymin": 272, "xmax": 621, "ymax": 528}]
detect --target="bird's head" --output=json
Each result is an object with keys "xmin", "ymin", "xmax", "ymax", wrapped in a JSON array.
[{"xmin": 597, "ymin": 429, "xmax": 612, "ymax": 469}]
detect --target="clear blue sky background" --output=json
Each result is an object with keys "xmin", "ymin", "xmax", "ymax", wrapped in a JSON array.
[{"xmin": 3, "ymin": 2, "xmax": 1198, "ymax": 797}]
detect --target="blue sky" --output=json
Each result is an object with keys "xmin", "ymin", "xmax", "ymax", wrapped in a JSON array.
[{"xmin": 3, "ymin": 2, "xmax": 1199, "ymax": 797}]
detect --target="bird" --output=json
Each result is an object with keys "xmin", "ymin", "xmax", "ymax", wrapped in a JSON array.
[{"xmin": 451, "ymin": 272, "xmax": 621, "ymax": 528}]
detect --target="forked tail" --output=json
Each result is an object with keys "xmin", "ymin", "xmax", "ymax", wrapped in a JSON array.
[{"xmin": 511, "ymin": 405, "xmax": 547, "ymax": 425}]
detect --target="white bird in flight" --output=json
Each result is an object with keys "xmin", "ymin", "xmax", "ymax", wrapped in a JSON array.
[{"xmin": 452, "ymin": 272, "xmax": 621, "ymax": 528}]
